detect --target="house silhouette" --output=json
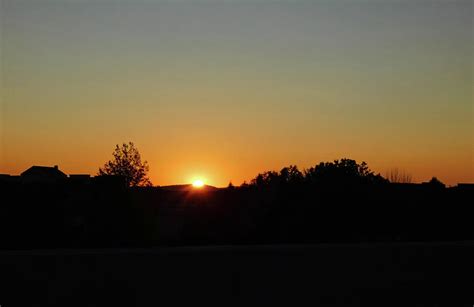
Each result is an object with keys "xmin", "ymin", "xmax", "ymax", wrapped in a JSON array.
[{"xmin": 21, "ymin": 165, "xmax": 67, "ymax": 184}]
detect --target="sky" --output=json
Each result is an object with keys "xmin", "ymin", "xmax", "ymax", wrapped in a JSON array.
[{"xmin": 0, "ymin": 0, "xmax": 472, "ymax": 186}]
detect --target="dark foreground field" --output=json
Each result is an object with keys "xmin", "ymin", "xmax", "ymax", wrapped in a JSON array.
[{"xmin": 1, "ymin": 242, "xmax": 473, "ymax": 306}]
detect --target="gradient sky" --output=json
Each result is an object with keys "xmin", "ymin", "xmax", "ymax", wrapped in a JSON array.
[{"xmin": 1, "ymin": 0, "xmax": 472, "ymax": 186}]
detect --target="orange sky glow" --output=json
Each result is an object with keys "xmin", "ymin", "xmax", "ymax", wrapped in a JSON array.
[{"xmin": 1, "ymin": 0, "xmax": 472, "ymax": 187}]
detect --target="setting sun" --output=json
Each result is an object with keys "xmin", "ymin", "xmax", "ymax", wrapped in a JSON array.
[{"xmin": 192, "ymin": 179, "xmax": 205, "ymax": 188}]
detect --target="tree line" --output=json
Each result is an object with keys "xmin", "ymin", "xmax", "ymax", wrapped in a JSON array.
[{"xmin": 101, "ymin": 142, "xmax": 443, "ymax": 188}]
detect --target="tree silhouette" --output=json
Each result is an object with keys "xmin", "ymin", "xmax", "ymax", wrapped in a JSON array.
[
  {"xmin": 386, "ymin": 168, "xmax": 413, "ymax": 183},
  {"xmin": 251, "ymin": 171, "xmax": 279, "ymax": 187},
  {"xmin": 98, "ymin": 142, "xmax": 152, "ymax": 187},
  {"xmin": 279, "ymin": 165, "xmax": 304, "ymax": 184},
  {"xmin": 304, "ymin": 159, "xmax": 387, "ymax": 185},
  {"xmin": 249, "ymin": 159, "xmax": 389, "ymax": 188}
]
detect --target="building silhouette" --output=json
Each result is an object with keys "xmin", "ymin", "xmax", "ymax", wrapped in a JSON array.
[{"xmin": 20, "ymin": 165, "xmax": 67, "ymax": 184}]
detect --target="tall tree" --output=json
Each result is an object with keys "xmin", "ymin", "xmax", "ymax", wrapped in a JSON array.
[{"xmin": 99, "ymin": 142, "xmax": 152, "ymax": 187}]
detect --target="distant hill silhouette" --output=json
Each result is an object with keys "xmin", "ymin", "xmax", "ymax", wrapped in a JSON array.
[{"xmin": 159, "ymin": 184, "xmax": 219, "ymax": 192}]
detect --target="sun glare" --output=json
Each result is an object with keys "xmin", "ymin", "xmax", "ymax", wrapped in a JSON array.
[{"xmin": 192, "ymin": 179, "xmax": 205, "ymax": 188}]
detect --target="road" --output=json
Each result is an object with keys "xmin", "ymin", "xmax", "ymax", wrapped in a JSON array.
[{"xmin": 1, "ymin": 242, "xmax": 473, "ymax": 306}]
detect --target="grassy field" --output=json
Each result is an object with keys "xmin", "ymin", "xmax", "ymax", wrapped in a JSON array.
[{"xmin": 1, "ymin": 242, "xmax": 473, "ymax": 306}]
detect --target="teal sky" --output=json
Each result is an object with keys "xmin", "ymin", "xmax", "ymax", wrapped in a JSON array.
[{"xmin": 1, "ymin": 0, "xmax": 472, "ymax": 186}]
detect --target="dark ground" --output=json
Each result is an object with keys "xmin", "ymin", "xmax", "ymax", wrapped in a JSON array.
[{"xmin": 1, "ymin": 241, "xmax": 473, "ymax": 306}]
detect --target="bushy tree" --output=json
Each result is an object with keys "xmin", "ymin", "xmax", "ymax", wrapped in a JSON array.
[
  {"xmin": 304, "ymin": 159, "xmax": 387, "ymax": 185},
  {"xmin": 280, "ymin": 165, "xmax": 304, "ymax": 184},
  {"xmin": 98, "ymin": 142, "xmax": 152, "ymax": 187},
  {"xmin": 251, "ymin": 171, "xmax": 280, "ymax": 187},
  {"xmin": 250, "ymin": 165, "xmax": 304, "ymax": 187}
]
